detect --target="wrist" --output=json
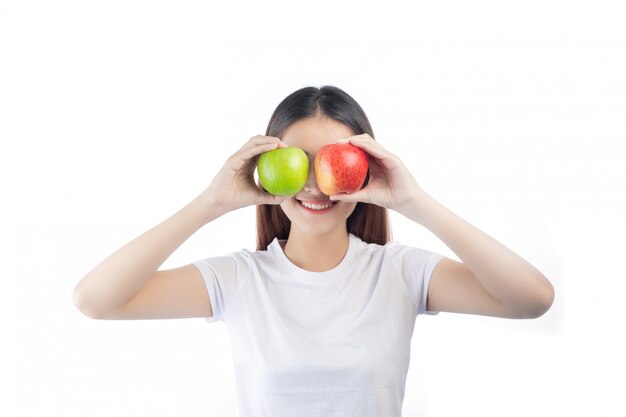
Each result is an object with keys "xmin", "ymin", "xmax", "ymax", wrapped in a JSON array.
[
  {"xmin": 196, "ymin": 189, "xmax": 230, "ymax": 224},
  {"xmin": 397, "ymin": 187, "xmax": 433, "ymax": 224}
]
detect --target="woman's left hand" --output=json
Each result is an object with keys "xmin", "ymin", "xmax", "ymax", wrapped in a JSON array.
[{"xmin": 329, "ymin": 134, "xmax": 425, "ymax": 215}]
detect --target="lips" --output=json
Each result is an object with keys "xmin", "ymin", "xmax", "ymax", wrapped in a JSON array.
[{"xmin": 294, "ymin": 198, "xmax": 338, "ymax": 213}]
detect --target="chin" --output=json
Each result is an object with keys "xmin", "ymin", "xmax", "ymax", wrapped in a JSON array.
[{"xmin": 280, "ymin": 197, "xmax": 356, "ymax": 236}]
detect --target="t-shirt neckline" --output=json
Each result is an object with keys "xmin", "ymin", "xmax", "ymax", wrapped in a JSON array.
[{"xmin": 269, "ymin": 233, "xmax": 358, "ymax": 279}]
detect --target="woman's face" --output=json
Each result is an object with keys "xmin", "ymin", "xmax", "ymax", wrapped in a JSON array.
[{"xmin": 278, "ymin": 116, "xmax": 358, "ymax": 236}]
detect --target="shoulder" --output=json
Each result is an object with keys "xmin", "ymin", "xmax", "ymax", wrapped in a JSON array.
[
  {"xmin": 351, "ymin": 235, "xmax": 414, "ymax": 257},
  {"xmin": 193, "ymin": 246, "xmax": 258, "ymax": 274},
  {"xmin": 192, "ymin": 246, "xmax": 267, "ymax": 298},
  {"xmin": 350, "ymin": 235, "xmax": 408, "ymax": 265},
  {"xmin": 352, "ymin": 235, "xmax": 443, "ymax": 268},
  {"xmin": 222, "ymin": 243, "xmax": 284, "ymax": 270}
]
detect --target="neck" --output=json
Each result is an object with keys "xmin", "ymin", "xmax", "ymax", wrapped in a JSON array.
[{"xmin": 282, "ymin": 227, "xmax": 350, "ymax": 272}]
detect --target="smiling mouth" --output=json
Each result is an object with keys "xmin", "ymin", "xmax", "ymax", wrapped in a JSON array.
[{"xmin": 294, "ymin": 198, "xmax": 338, "ymax": 212}]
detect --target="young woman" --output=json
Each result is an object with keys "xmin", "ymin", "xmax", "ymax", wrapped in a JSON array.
[{"xmin": 74, "ymin": 85, "xmax": 554, "ymax": 416}]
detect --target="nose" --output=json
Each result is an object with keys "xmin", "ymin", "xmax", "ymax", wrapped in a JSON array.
[{"xmin": 303, "ymin": 157, "xmax": 320, "ymax": 194}]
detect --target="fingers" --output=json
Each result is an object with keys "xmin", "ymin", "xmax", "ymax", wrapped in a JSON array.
[
  {"xmin": 237, "ymin": 135, "xmax": 282, "ymax": 152},
  {"xmin": 234, "ymin": 135, "xmax": 284, "ymax": 158},
  {"xmin": 329, "ymin": 189, "xmax": 371, "ymax": 204},
  {"xmin": 338, "ymin": 134, "xmax": 396, "ymax": 162},
  {"xmin": 239, "ymin": 141, "xmax": 281, "ymax": 162},
  {"xmin": 258, "ymin": 193, "xmax": 290, "ymax": 206},
  {"xmin": 229, "ymin": 136, "xmax": 285, "ymax": 170}
]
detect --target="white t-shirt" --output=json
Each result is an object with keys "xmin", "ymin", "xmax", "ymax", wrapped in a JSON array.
[{"xmin": 193, "ymin": 233, "xmax": 445, "ymax": 417}]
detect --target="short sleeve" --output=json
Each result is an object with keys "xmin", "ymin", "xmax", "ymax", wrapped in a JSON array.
[
  {"xmin": 398, "ymin": 246, "xmax": 446, "ymax": 315},
  {"xmin": 192, "ymin": 253, "xmax": 244, "ymax": 324}
]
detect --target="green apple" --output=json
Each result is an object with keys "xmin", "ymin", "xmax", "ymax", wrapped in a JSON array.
[{"xmin": 257, "ymin": 146, "xmax": 309, "ymax": 195}]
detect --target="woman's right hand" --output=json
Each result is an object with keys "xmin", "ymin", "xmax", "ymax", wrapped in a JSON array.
[{"xmin": 203, "ymin": 135, "xmax": 290, "ymax": 213}]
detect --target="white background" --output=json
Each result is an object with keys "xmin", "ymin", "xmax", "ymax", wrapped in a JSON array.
[{"xmin": 1, "ymin": 1, "xmax": 625, "ymax": 416}]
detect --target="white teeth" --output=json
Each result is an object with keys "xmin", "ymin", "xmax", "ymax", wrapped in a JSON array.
[{"xmin": 300, "ymin": 201, "xmax": 334, "ymax": 210}]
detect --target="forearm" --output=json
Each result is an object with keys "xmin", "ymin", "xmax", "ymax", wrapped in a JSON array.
[
  {"xmin": 400, "ymin": 189, "xmax": 554, "ymax": 312},
  {"xmin": 73, "ymin": 190, "xmax": 225, "ymax": 316}
]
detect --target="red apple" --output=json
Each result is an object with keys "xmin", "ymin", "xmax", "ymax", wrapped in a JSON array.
[{"xmin": 314, "ymin": 143, "xmax": 368, "ymax": 195}]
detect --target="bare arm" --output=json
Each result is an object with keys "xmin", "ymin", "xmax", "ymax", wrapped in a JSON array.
[
  {"xmin": 330, "ymin": 134, "xmax": 554, "ymax": 319},
  {"xmin": 73, "ymin": 135, "xmax": 288, "ymax": 319},
  {"xmin": 407, "ymin": 191, "xmax": 554, "ymax": 319},
  {"xmin": 73, "ymin": 192, "xmax": 224, "ymax": 318}
]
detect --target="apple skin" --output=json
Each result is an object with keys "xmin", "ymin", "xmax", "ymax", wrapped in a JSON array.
[
  {"xmin": 314, "ymin": 143, "xmax": 368, "ymax": 195},
  {"xmin": 257, "ymin": 146, "xmax": 310, "ymax": 196}
]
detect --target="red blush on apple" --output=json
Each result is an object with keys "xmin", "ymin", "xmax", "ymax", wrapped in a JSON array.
[{"xmin": 313, "ymin": 143, "xmax": 368, "ymax": 196}]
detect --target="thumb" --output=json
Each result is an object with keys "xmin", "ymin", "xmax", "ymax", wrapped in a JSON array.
[
  {"xmin": 329, "ymin": 189, "xmax": 370, "ymax": 204},
  {"xmin": 259, "ymin": 193, "xmax": 290, "ymax": 206}
]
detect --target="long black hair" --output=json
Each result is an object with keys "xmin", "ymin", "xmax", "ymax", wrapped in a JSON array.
[{"xmin": 256, "ymin": 85, "xmax": 391, "ymax": 250}]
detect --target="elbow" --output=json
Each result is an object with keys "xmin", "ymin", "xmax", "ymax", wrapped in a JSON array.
[
  {"xmin": 536, "ymin": 275, "xmax": 556, "ymax": 317},
  {"xmin": 73, "ymin": 287, "xmax": 104, "ymax": 320},
  {"xmin": 518, "ymin": 276, "xmax": 555, "ymax": 319},
  {"xmin": 526, "ymin": 297, "xmax": 553, "ymax": 319}
]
